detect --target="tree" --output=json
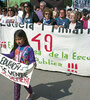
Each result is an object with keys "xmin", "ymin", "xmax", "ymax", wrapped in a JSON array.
[
  {"xmin": 0, "ymin": 0, "xmax": 4, "ymax": 7},
  {"xmin": 4, "ymin": 0, "xmax": 7, "ymax": 7},
  {"xmin": 64, "ymin": 0, "xmax": 72, "ymax": 8}
]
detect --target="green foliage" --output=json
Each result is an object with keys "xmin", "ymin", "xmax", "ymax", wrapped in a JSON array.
[
  {"xmin": 4, "ymin": 0, "xmax": 7, "ymax": 7},
  {"xmin": 7, "ymin": 0, "xmax": 30, "ymax": 7},
  {"xmin": 64, "ymin": 0, "xmax": 72, "ymax": 7}
]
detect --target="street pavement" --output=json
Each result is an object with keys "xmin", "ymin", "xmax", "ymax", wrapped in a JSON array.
[{"xmin": 0, "ymin": 69, "xmax": 90, "ymax": 100}]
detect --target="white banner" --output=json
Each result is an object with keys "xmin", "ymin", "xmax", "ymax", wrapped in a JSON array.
[
  {"xmin": 0, "ymin": 23, "xmax": 90, "ymax": 76},
  {"xmin": 73, "ymin": 0, "xmax": 90, "ymax": 10},
  {"xmin": 0, "ymin": 54, "xmax": 34, "ymax": 87}
]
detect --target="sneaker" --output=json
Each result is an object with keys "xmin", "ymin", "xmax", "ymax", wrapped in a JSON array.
[{"xmin": 26, "ymin": 92, "xmax": 34, "ymax": 100}]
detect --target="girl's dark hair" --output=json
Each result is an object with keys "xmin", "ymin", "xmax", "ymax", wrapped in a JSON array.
[{"xmin": 13, "ymin": 29, "xmax": 30, "ymax": 51}]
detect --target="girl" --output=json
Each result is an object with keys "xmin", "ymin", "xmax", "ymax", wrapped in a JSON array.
[{"xmin": 2, "ymin": 29, "xmax": 36, "ymax": 100}]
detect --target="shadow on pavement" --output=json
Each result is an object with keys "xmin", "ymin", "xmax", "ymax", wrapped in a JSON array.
[{"xmin": 32, "ymin": 79, "xmax": 73, "ymax": 100}]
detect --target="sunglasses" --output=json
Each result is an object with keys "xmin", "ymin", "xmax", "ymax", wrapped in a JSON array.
[
  {"xmin": 45, "ymin": 13, "xmax": 50, "ymax": 15},
  {"xmin": 2, "ymin": 10, "xmax": 5, "ymax": 12}
]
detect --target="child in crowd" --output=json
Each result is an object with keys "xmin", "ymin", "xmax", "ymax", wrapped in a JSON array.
[{"xmin": 2, "ymin": 29, "xmax": 36, "ymax": 100}]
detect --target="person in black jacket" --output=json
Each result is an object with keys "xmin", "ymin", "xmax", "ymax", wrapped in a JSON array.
[
  {"xmin": 38, "ymin": 7, "xmax": 57, "ymax": 25},
  {"xmin": 22, "ymin": 2, "xmax": 39, "ymax": 23},
  {"xmin": 64, "ymin": 11, "xmax": 83, "ymax": 29}
]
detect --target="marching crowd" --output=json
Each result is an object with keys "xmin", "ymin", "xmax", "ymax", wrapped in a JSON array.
[{"xmin": 0, "ymin": 1, "xmax": 90, "ymax": 29}]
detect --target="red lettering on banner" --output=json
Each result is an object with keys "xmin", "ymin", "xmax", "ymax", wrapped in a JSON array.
[
  {"xmin": 75, "ymin": 71, "xmax": 77, "ymax": 73},
  {"xmin": 31, "ymin": 33, "xmax": 41, "ymax": 51},
  {"xmin": 24, "ymin": 78, "xmax": 30, "ymax": 84},
  {"xmin": 72, "ymin": 63, "xmax": 74, "ymax": 69},
  {"xmin": 45, "ymin": 34, "xmax": 52, "ymax": 52},
  {"xmin": 10, "ymin": 76, "xmax": 14, "ymax": 80},
  {"xmin": 75, "ymin": 64, "xmax": 78, "ymax": 69},
  {"xmin": 71, "ymin": 70, "xmax": 74, "ymax": 72},
  {"xmin": 1, "ymin": 71, "xmax": 6, "ymax": 75},
  {"xmin": 0, "ymin": 71, "xmax": 30, "ymax": 85},
  {"xmin": 19, "ymin": 77, "xmax": 30, "ymax": 84},
  {"xmin": 32, "ymin": 34, "xmax": 53, "ymax": 52},
  {"xmin": 14, "ymin": 77, "xmax": 18, "ymax": 81},
  {"xmin": 0, "ymin": 41, "xmax": 6, "ymax": 48},
  {"xmin": 68, "ymin": 63, "xmax": 70, "ymax": 68},
  {"xmin": 67, "ymin": 63, "xmax": 78, "ymax": 73},
  {"xmin": 67, "ymin": 69, "xmax": 70, "ymax": 71},
  {"xmin": 19, "ymin": 78, "xmax": 24, "ymax": 83},
  {"xmin": 9, "ymin": 76, "xmax": 18, "ymax": 82}
]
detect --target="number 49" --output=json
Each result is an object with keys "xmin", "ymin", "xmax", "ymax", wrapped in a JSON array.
[{"xmin": 31, "ymin": 33, "xmax": 52, "ymax": 52}]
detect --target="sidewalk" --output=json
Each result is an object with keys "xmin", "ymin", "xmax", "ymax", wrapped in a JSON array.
[{"xmin": 0, "ymin": 69, "xmax": 90, "ymax": 100}]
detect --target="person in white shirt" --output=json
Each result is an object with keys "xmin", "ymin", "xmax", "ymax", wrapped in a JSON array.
[
  {"xmin": 18, "ymin": 2, "xmax": 24, "ymax": 19},
  {"xmin": 0, "ymin": 8, "xmax": 7, "ymax": 23},
  {"xmin": 6, "ymin": 7, "xmax": 18, "ymax": 23},
  {"xmin": 14, "ymin": 8, "xmax": 22, "ymax": 23},
  {"xmin": 52, "ymin": 7, "xmax": 59, "ymax": 19}
]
